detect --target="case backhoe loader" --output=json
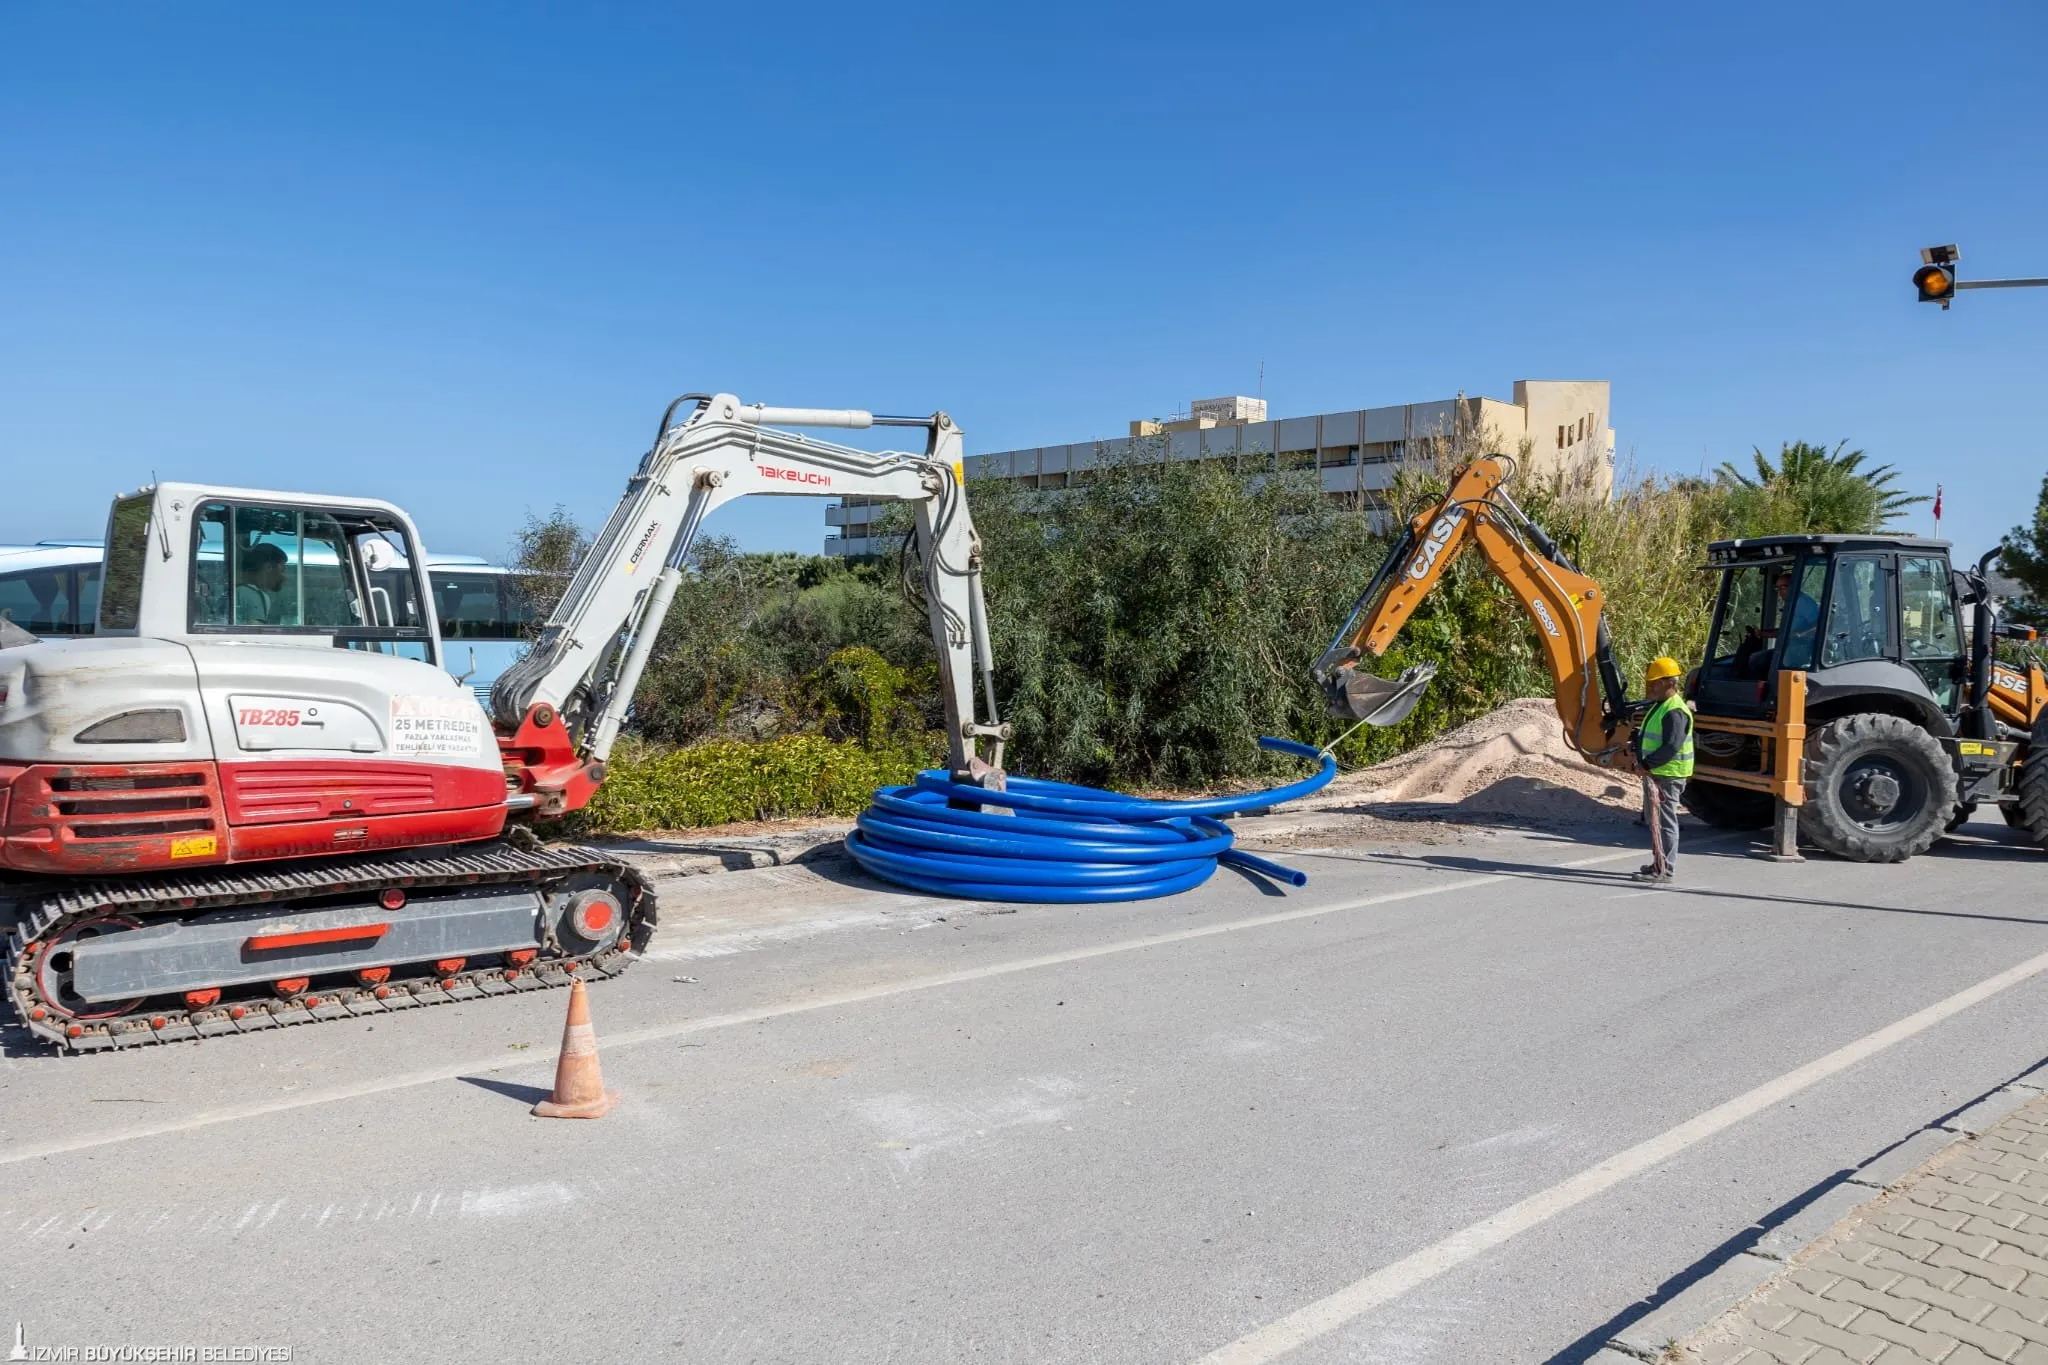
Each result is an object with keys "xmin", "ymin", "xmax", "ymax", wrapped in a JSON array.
[
  {"xmin": 1314, "ymin": 455, "xmax": 2048, "ymax": 864},
  {"xmin": 0, "ymin": 393, "xmax": 1009, "ymax": 1051}
]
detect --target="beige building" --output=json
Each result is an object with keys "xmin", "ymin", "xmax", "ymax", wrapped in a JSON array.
[{"xmin": 824, "ymin": 379, "xmax": 1613, "ymax": 556}]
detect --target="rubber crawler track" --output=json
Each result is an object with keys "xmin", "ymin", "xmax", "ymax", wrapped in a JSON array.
[{"xmin": 3, "ymin": 843, "xmax": 656, "ymax": 1054}]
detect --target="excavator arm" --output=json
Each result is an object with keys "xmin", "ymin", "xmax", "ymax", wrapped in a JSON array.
[
  {"xmin": 493, "ymin": 393, "xmax": 1007, "ymax": 814},
  {"xmin": 1313, "ymin": 456, "xmax": 1638, "ymax": 766}
]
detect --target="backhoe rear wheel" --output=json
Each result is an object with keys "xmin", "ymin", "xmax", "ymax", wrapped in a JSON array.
[
  {"xmin": 2017, "ymin": 719, "xmax": 2048, "ymax": 848},
  {"xmin": 1681, "ymin": 778, "xmax": 1773, "ymax": 831},
  {"xmin": 1797, "ymin": 713, "xmax": 1951, "ymax": 863}
]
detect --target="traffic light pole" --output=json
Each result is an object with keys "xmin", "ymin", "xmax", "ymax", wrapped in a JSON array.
[{"xmin": 1955, "ymin": 277, "xmax": 2048, "ymax": 291}]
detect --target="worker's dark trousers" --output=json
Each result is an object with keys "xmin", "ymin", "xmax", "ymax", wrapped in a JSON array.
[{"xmin": 1651, "ymin": 775, "xmax": 1685, "ymax": 871}]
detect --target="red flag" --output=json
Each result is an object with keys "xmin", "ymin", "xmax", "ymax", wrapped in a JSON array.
[{"xmin": 1933, "ymin": 485, "xmax": 1944, "ymax": 521}]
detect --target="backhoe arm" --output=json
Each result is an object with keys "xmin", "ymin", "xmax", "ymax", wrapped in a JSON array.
[
  {"xmin": 1313, "ymin": 457, "xmax": 1637, "ymax": 765},
  {"xmin": 493, "ymin": 393, "xmax": 1007, "ymax": 814}
]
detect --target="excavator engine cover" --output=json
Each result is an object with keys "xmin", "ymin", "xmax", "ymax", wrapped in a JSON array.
[{"xmin": 1326, "ymin": 662, "xmax": 1437, "ymax": 726}]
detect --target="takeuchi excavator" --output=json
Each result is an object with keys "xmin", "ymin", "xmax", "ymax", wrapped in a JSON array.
[
  {"xmin": 1315, "ymin": 455, "xmax": 2048, "ymax": 864},
  {"xmin": 0, "ymin": 394, "xmax": 1008, "ymax": 1051}
]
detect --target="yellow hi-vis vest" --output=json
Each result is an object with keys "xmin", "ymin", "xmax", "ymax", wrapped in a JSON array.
[{"xmin": 1642, "ymin": 695, "xmax": 1695, "ymax": 779}]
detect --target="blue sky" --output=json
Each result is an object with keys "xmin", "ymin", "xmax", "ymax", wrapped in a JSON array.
[{"xmin": 3, "ymin": 1, "xmax": 2043, "ymax": 562}]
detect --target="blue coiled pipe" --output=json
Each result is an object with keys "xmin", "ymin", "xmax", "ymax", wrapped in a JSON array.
[{"xmin": 845, "ymin": 736, "xmax": 1336, "ymax": 903}]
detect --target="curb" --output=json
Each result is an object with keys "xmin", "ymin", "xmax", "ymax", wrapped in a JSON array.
[{"xmin": 1595, "ymin": 1064, "xmax": 2048, "ymax": 1361}]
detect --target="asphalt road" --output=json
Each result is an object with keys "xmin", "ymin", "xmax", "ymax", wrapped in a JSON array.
[{"xmin": 3, "ymin": 812, "xmax": 2047, "ymax": 1365}]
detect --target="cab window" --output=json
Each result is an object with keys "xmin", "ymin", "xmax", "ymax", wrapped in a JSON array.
[
  {"xmin": 189, "ymin": 501, "xmax": 433, "ymax": 661},
  {"xmin": 1777, "ymin": 560, "xmax": 1827, "ymax": 671},
  {"xmin": 99, "ymin": 494, "xmax": 152, "ymax": 631},
  {"xmin": 1899, "ymin": 556, "xmax": 1959, "ymax": 660},
  {"xmin": 1900, "ymin": 553, "xmax": 1961, "ymax": 707},
  {"xmin": 1706, "ymin": 565, "xmax": 1770, "ymax": 676},
  {"xmin": 1821, "ymin": 555, "xmax": 1897, "ymax": 666}
]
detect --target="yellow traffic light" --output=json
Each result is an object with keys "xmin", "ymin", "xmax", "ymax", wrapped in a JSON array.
[{"xmin": 1914, "ymin": 263, "xmax": 1956, "ymax": 305}]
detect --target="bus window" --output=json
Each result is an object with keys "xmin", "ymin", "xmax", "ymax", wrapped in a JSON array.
[
  {"xmin": 0, "ymin": 568, "xmax": 72, "ymax": 635},
  {"xmin": 431, "ymin": 571, "xmax": 525, "ymax": 640}
]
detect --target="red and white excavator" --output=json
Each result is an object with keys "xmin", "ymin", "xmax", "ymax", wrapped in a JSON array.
[{"xmin": 1, "ymin": 394, "xmax": 1008, "ymax": 1051}]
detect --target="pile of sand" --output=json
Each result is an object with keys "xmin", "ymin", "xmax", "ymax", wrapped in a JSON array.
[{"xmin": 1317, "ymin": 698, "xmax": 1639, "ymax": 825}]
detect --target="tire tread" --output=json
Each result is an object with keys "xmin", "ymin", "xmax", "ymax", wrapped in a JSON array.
[{"xmin": 1796, "ymin": 712, "xmax": 1951, "ymax": 863}]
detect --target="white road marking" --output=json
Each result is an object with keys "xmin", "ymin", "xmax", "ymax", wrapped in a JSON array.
[
  {"xmin": 1193, "ymin": 945, "xmax": 2048, "ymax": 1365},
  {"xmin": 0, "ymin": 846, "xmax": 1649, "ymax": 1168}
]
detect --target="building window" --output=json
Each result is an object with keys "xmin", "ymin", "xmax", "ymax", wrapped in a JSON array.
[
  {"xmin": 1279, "ymin": 450, "xmax": 1317, "ymax": 471},
  {"xmin": 1319, "ymin": 447, "xmax": 1358, "ymax": 468}
]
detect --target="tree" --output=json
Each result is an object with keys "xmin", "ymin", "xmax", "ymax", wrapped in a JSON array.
[
  {"xmin": 1715, "ymin": 440, "xmax": 1929, "ymax": 535},
  {"xmin": 1999, "ymin": 474, "xmax": 2048, "ymax": 624},
  {"xmin": 507, "ymin": 506, "xmax": 589, "ymax": 626}
]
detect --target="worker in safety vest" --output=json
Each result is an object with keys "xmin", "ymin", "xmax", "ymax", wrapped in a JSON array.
[{"xmin": 1633, "ymin": 656, "xmax": 1694, "ymax": 883}]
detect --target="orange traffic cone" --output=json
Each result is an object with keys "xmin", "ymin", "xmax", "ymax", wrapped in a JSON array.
[{"xmin": 532, "ymin": 977, "xmax": 618, "ymax": 1120}]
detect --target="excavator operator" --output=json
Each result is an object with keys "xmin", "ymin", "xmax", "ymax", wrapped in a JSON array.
[
  {"xmin": 1634, "ymin": 655, "xmax": 1695, "ymax": 884},
  {"xmin": 234, "ymin": 543, "xmax": 291, "ymax": 625}
]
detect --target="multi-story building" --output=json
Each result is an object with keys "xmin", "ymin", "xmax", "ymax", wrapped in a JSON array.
[{"xmin": 824, "ymin": 379, "xmax": 1614, "ymax": 556}]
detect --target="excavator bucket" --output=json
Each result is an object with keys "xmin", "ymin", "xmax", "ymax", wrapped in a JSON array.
[{"xmin": 1325, "ymin": 662, "xmax": 1437, "ymax": 726}]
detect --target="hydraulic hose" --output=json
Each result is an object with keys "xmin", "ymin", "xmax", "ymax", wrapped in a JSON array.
[{"xmin": 845, "ymin": 737, "xmax": 1336, "ymax": 903}]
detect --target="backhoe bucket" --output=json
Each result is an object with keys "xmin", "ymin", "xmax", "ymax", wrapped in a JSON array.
[{"xmin": 1325, "ymin": 663, "xmax": 1437, "ymax": 726}]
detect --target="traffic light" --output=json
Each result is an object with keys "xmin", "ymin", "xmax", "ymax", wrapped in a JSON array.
[
  {"xmin": 1916, "ymin": 244, "xmax": 1959, "ymax": 308},
  {"xmin": 1915, "ymin": 263, "xmax": 1956, "ymax": 306}
]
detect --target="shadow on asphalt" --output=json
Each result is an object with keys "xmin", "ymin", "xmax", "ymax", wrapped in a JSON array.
[
  {"xmin": 1543, "ymin": 1053, "xmax": 2048, "ymax": 1364},
  {"xmin": 1220, "ymin": 862, "xmax": 1291, "ymax": 897},
  {"xmin": 0, "ymin": 1017, "xmax": 47, "ymax": 1060},
  {"xmin": 458, "ymin": 1074, "xmax": 554, "ymax": 1107},
  {"xmin": 1324, "ymin": 846, "xmax": 2048, "ymax": 927},
  {"xmin": 603, "ymin": 833, "xmax": 847, "ymax": 872}
]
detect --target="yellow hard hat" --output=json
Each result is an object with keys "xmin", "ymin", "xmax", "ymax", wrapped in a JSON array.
[{"xmin": 1645, "ymin": 656, "xmax": 1683, "ymax": 684}]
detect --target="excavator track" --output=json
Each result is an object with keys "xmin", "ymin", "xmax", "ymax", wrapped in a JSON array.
[{"xmin": 3, "ymin": 843, "xmax": 656, "ymax": 1053}]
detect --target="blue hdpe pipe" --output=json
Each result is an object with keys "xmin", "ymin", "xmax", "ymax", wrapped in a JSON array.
[{"xmin": 845, "ymin": 737, "xmax": 1336, "ymax": 903}]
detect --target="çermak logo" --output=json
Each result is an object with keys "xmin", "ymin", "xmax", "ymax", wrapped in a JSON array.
[
  {"xmin": 760, "ymin": 465, "xmax": 832, "ymax": 487},
  {"xmin": 1407, "ymin": 508, "xmax": 1466, "ymax": 581},
  {"xmin": 1530, "ymin": 599, "xmax": 1563, "ymax": 638},
  {"xmin": 9, "ymin": 1321, "xmax": 26, "ymax": 1362},
  {"xmin": 624, "ymin": 521, "xmax": 663, "ymax": 575}
]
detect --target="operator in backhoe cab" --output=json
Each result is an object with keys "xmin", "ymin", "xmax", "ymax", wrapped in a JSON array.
[
  {"xmin": 1633, "ymin": 656, "xmax": 1694, "ymax": 884},
  {"xmin": 1735, "ymin": 570, "xmax": 1819, "ymax": 679}
]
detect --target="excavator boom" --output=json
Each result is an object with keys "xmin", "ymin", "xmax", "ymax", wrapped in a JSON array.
[{"xmin": 1314, "ymin": 456, "xmax": 1636, "ymax": 766}]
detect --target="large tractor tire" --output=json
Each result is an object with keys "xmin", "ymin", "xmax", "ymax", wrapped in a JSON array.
[
  {"xmin": 1682, "ymin": 777, "xmax": 1774, "ymax": 831},
  {"xmin": 2018, "ymin": 719, "xmax": 2048, "ymax": 848},
  {"xmin": 1797, "ymin": 713, "xmax": 1952, "ymax": 863}
]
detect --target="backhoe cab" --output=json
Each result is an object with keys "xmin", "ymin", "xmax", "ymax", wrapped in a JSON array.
[{"xmin": 1684, "ymin": 535, "xmax": 2048, "ymax": 861}]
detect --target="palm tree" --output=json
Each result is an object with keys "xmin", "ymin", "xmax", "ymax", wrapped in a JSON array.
[{"xmin": 1715, "ymin": 440, "xmax": 1929, "ymax": 534}]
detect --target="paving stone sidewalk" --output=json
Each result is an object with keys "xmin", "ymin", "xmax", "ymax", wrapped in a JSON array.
[{"xmin": 1674, "ymin": 1090, "xmax": 2048, "ymax": 1364}]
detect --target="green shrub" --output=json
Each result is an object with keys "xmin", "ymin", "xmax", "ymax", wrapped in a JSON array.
[{"xmin": 580, "ymin": 733, "xmax": 942, "ymax": 832}]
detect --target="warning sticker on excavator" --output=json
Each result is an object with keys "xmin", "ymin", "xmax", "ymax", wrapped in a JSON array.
[
  {"xmin": 171, "ymin": 835, "xmax": 218, "ymax": 859},
  {"xmin": 390, "ymin": 695, "xmax": 485, "ymax": 757}
]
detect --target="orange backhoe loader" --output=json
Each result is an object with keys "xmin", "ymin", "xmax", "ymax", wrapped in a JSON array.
[{"xmin": 1315, "ymin": 456, "xmax": 2048, "ymax": 863}]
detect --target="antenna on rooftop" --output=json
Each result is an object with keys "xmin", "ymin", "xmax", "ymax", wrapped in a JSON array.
[{"xmin": 1257, "ymin": 361, "xmax": 1265, "ymax": 400}]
